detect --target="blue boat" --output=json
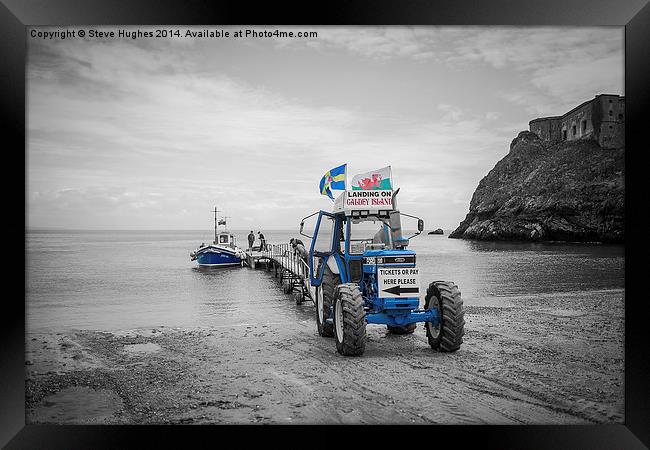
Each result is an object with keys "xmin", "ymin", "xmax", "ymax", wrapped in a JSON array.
[{"xmin": 190, "ymin": 207, "xmax": 245, "ymax": 268}]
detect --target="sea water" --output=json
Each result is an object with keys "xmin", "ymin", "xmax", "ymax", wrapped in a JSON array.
[{"xmin": 26, "ymin": 229, "xmax": 624, "ymax": 333}]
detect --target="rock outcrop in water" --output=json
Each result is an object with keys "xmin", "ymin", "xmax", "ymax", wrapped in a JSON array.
[{"xmin": 449, "ymin": 131, "xmax": 624, "ymax": 243}]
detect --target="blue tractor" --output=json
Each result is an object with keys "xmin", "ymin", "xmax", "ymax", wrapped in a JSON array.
[{"xmin": 300, "ymin": 188, "xmax": 465, "ymax": 356}]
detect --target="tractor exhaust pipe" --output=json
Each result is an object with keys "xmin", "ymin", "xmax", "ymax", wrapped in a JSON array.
[{"xmin": 389, "ymin": 188, "xmax": 409, "ymax": 249}]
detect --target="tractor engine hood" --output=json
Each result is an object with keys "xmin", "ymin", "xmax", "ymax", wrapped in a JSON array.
[{"xmin": 362, "ymin": 249, "xmax": 416, "ymax": 267}]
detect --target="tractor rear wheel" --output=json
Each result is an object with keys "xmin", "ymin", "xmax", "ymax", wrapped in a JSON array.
[
  {"xmin": 315, "ymin": 262, "xmax": 339, "ymax": 337},
  {"xmin": 424, "ymin": 281, "xmax": 465, "ymax": 352},
  {"xmin": 333, "ymin": 283, "xmax": 366, "ymax": 356},
  {"xmin": 387, "ymin": 323, "xmax": 416, "ymax": 335}
]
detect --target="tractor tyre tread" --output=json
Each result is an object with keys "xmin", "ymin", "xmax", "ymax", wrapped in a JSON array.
[
  {"xmin": 425, "ymin": 281, "xmax": 465, "ymax": 352},
  {"xmin": 334, "ymin": 283, "xmax": 366, "ymax": 356},
  {"xmin": 316, "ymin": 262, "xmax": 339, "ymax": 337}
]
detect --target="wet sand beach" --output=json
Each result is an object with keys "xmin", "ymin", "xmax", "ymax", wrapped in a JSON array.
[{"xmin": 26, "ymin": 287, "xmax": 624, "ymax": 425}]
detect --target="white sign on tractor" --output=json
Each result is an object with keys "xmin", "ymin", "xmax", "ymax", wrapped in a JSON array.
[
  {"xmin": 377, "ymin": 267, "xmax": 420, "ymax": 298},
  {"xmin": 333, "ymin": 190, "xmax": 394, "ymax": 214}
]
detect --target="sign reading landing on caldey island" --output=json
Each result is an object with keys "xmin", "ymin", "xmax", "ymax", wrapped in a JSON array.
[
  {"xmin": 378, "ymin": 267, "xmax": 420, "ymax": 298},
  {"xmin": 344, "ymin": 190, "xmax": 393, "ymax": 210}
]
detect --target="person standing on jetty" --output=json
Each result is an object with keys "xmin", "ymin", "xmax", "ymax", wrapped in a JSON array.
[
  {"xmin": 258, "ymin": 231, "xmax": 267, "ymax": 251},
  {"xmin": 291, "ymin": 238, "xmax": 308, "ymax": 266},
  {"xmin": 247, "ymin": 231, "xmax": 255, "ymax": 251},
  {"xmin": 289, "ymin": 238, "xmax": 305, "ymax": 257}
]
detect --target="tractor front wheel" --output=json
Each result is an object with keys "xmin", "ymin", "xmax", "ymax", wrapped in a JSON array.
[
  {"xmin": 333, "ymin": 283, "xmax": 366, "ymax": 356},
  {"xmin": 387, "ymin": 323, "xmax": 416, "ymax": 335},
  {"xmin": 424, "ymin": 281, "xmax": 465, "ymax": 352}
]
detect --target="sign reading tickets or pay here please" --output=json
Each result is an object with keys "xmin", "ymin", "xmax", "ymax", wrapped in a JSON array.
[{"xmin": 378, "ymin": 267, "xmax": 420, "ymax": 297}]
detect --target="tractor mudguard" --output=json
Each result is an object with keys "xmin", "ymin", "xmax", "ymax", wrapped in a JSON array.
[
  {"xmin": 312, "ymin": 253, "xmax": 345, "ymax": 287},
  {"xmin": 330, "ymin": 252, "xmax": 347, "ymax": 282},
  {"xmin": 327, "ymin": 253, "xmax": 341, "ymax": 275}
]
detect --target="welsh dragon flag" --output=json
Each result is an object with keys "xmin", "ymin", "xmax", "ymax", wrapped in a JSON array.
[{"xmin": 351, "ymin": 166, "xmax": 393, "ymax": 190}]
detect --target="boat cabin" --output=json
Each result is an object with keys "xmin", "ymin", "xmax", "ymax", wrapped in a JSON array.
[{"xmin": 215, "ymin": 232, "xmax": 237, "ymax": 248}]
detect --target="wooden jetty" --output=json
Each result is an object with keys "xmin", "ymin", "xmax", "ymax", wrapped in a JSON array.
[{"xmin": 244, "ymin": 243, "xmax": 314, "ymax": 304}]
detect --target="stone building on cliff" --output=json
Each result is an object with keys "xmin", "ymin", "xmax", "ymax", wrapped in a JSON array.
[{"xmin": 529, "ymin": 94, "xmax": 624, "ymax": 149}]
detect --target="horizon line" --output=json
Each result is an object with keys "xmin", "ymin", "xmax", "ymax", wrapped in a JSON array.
[{"xmin": 25, "ymin": 227, "xmax": 302, "ymax": 231}]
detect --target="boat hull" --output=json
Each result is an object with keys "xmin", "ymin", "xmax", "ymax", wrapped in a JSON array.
[{"xmin": 193, "ymin": 245, "xmax": 243, "ymax": 267}]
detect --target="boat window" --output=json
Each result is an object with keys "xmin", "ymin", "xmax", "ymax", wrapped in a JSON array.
[{"xmin": 219, "ymin": 235, "xmax": 229, "ymax": 244}]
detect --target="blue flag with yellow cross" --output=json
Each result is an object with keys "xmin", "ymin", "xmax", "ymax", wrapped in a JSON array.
[{"xmin": 319, "ymin": 164, "xmax": 347, "ymax": 200}]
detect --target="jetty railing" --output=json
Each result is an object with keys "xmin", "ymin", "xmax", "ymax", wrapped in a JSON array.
[{"xmin": 245, "ymin": 242, "xmax": 313, "ymax": 304}]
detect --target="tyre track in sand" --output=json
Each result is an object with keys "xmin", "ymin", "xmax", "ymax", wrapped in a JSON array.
[{"xmin": 276, "ymin": 322, "xmax": 579, "ymax": 424}]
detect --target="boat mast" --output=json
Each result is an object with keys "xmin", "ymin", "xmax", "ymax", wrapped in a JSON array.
[{"xmin": 213, "ymin": 206, "xmax": 222, "ymax": 244}]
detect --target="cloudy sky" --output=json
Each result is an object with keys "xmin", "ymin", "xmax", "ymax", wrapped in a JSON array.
[{"xmin": 27, "ymin": 26, "xmax": 623, "ymax": 230}]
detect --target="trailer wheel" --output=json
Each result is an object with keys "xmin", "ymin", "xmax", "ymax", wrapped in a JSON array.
[
  {"xmin": 424, "ymin": 281, "xmax": 465, "ymax": 352},
  {"xmin": 333, "ymin": 283, "xmax": 366, "ymax": 356},
  {"xmin": 387, "ymin": 323, "xmax": 416, "ymax": 335},
  {"xmin": 315, "ymin": 262, "xmax": 339, "ymax": 337},
  {"xmin": 283, "ymin": 277, "xmax": 293, "ymax": 294},
  {"xmin": 295, "ymin": 281, "xmax": 305, "ymax": 305}
]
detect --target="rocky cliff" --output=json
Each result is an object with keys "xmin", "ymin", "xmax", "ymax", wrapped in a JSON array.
[{"xmin": 449, "ymin": 131, "xmax": 624, "ymax": 243}]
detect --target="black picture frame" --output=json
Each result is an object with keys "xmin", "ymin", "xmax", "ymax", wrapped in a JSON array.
[{"xmin": 2, "ymin": 0, "xmax": 648, "ymax": 448}]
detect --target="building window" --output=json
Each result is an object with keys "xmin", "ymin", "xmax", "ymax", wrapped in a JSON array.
[
  {"xmin": 581, "ymin": 120, "xmax": 587, "ymax": 134},
  {"xmin": 572, "ymin": 125, "xmax": 576, "ymax": 136},
  {"xmin": 618, "ymin": 114, "xmax": 623, "ymax": 120},
  {"xmin": 609, "ymin": 110, "xmax": 613, "ymax": 116},
  {"xmin": 562, "ymin": 129, "xmax": 567, "ymax": 140}
]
